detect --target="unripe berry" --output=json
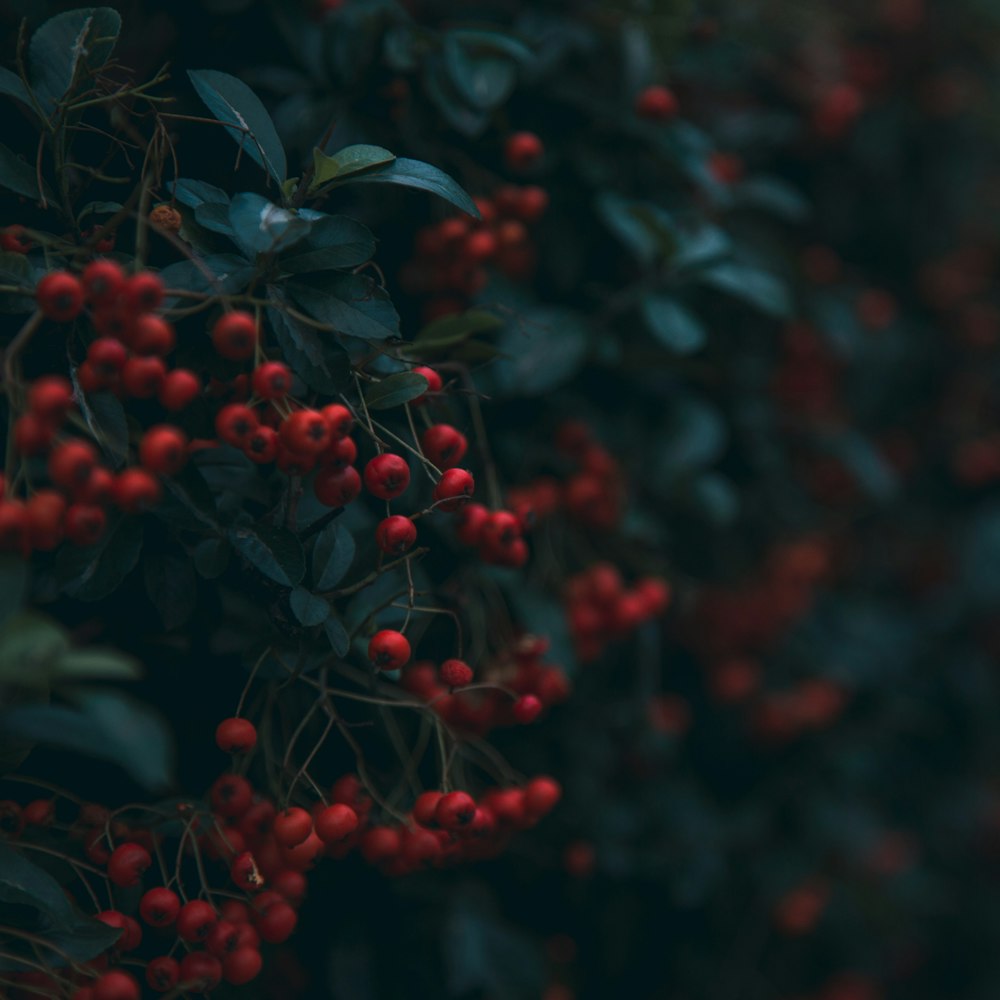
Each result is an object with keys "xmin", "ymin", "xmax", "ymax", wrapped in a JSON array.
[
  {"xmin": 368, "ymin": 629, "xmax": 411, "ymax": 670},
  {"xmin": 215, "ymin": 717, "xmax": 257, "ymax": 754},
  {"xmin": 375, "ymin": 515, "xmax": 417, "ymax": 555},
  {"xmin": 363, "ymin": 453, "xmax": 410, "ymax": 500}
]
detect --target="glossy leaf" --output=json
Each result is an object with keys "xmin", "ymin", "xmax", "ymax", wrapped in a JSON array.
[
  {"xmin": 365, "ymin": 372, "xmax": 429, "ymax": 410},
  {"xmin": 288, "ymin": 275, "xmax": 400, "ymax": 341},
  {"xmin": 229, "ymin": 525, "xmax": 306, "ymax": 587},
  {"xmin": 290, "ymin": 587, "xmax": 331, "ymax": 626},
  {"xmin": 311, "ymin": 144, "xmax": 396, "ymax": 188},
  {"xmin": 0, "ymin": 143, "xmax": 50, "ymax": 201},
  {"xmin": 641, "ymin": 295, "xmax": 707, "ymax": 354},
  {"xmin": 228, "ymin": 192, "xmax": 312, "ymax": 253},
  {"xmin": 55, "ymin": 515, "xmax": 143, "ymax": 602},
  {"xmin": 328, "ymin": 157, "xmax": 479, "ymax": 217},
  {"xmin": 313, "ymin": 521, "xmax": 356, "ymax": 590}
]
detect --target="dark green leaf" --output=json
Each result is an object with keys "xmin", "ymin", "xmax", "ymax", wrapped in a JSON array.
[
  {"xmin": 267, "ymin": 293, "xmax": 352, "ymax": 395},
  {"xmin": 55, "ymin": 515, "xmax": 142, "ymax": 602},
  {"xmin": 229, "ymin": 525, "xmax": 305, "ymax": 587},
  {"xmin": 0, "ymin": 67, "xmax": 30, "ymax": 108},
  {"xmin": 412, "ymin": 309, "xmax": 502, "ymax": 352},
  {"xmin": 443, "ymin": 31, "xmax": 524, "ymax": 111},
  {"xmin": 194, "ymin": 538, "xmax": 231, "ymax": 579},
  {"xmin": 2, "ymin": 689, "xmax": 174, "ymax": 791},
  {"xmin": 187, "ymin": 69, "xmax": 287, "ymax": 185},
  {"xmin": 0, "ymin": 143, "xmax": 50, "ymax": 201},
  {"xmin": 640, "ymin": 295, "xmax": 707, "ymax": 354},
  {"xmin": 313, "ymin": 521, "xmax": 355, "ymax": 590},
  {"xmin": 0, "ymin": 614, "xmax": 69, "ymax": 685},
  {"xmin": 290, "ymin": 587, "xmax": 330, "ymax": 626},
  {"xmin": 76, "ymin": 200, "xmax": 123, "ymax": 224},
  {"xmin": 0, "ymin": 557, "xmax": 27, "ymax": 626},
  {"xmin": 493, "ymin": 307, "xmax": 589, "ymax": 395},
  {"xmin": 365, "ymin": 372, "xmax": 428, "ymax": 410},
  {"xmin": 279, "ymin": 215, "xmax": 376, "ymax": 273},
  {"xmin": 698, "ymin": 262, "xmax": 792, "ymax": 319},
  {"xmin": 169, "ymin": 178, "xmax": 230, "ymax": 209},
  {"xmin": 311, "ymin": 144, "xmax": 396, "ymax": 189},
  {"xmin": 194, "ymin": 201, "xmax": 235, "ymax": 237},
  {"xmin": 53, "ymin": 649, "xmax": 141, "ymax": 682},
  {"xmin": 323, "ymin": 614, "xmax": 350, "ymax": 657},
  {"xmin": 159, "ymin": 254, "xmax": 255, "ymax": 300},
  {"xmin": 330, "ymin": 157, "xmax": 479, "ymax": 217},
  {"xmin": 228, "ymin": 193, "xmax": 312, "ymax": 253},
  {"xmin": 78, "ymin": 391, "xmax": 128, "ymax": 468},
  {"xmin": 288, "ymin": 275, "xmax": 400, "ymax": 341},
  {"xmin": 143, "ymin": 551, "xmax": 198, "ymax": 630},
  {"xmin": 29, "ymin": 8, "xmax": 121, "ymax": 114}
]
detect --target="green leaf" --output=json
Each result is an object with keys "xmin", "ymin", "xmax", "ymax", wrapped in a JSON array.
[
  {"xmin": 0, "ymin": 557, "xmax": 27, "ymax": 626},
  {"xmin": 312, "ymin": 521, "xmax": 355, "ymax": 590},
  {"xmin": 640, "ymin": 295, "xmax": 707, "ymax": 354},
  {"xmin": 733, "ymin": 176, "xmax": 810, "ymax": 222},
  {"xmin": 159, "ymin": 254, "xmax": 255, "ymax": 300},
  {"xmin": 55, "ymin": 515, "xmax": 143, "ymax": 602},
  {"xmin": 194, "ymin": 201, "xmax": 235, "ymax": 237},
  {"xmin": 698, "ymin": 262, "xmax": 792, "ymax": 319},
  {"xmin": 53, "ymin": 649, "xmax": 140, "ymax": 682},
  {"xmin": 412, "ymin": 309, "xmax": 502, "ymax": 353},
  {"xmin": 267, "ymin": 292, "xmax": 352, "ymax": 395},
  {"xmin": 365, "ymin": 372, "xmax": 429, "ymax": 410},
  {"xmin": 228, "ymin": 193, "xmax": 312, "ymax": 254},
  {"xmin": 0, "ymin": 143, "xmax": 50, "ymax": 201},
  {"xmin": 1, "ymin": 689, "xmax": 174, "ymax": 791},
  {"xmin": 194, "ymin": 538, "xmax": 231, "ymax": 579},
  {"xmin": 311, "ymin": 144, "xmax": 396, "ymax": 189},
  {"xmin": 493, "ymin": 307, "xmax": 589, "ymax": 395},
  {"xmin": 29, "ymin": 8, "xmax": 121, "ymax": 114},
  {"xmin": 77, "ymin": 390, "xmax": 128, "ymax": 468},
  {"xmin": 187, "ymin": 69, "xmax": 287, "ymax": 185},
  {"xmin": 290, "ymin": 587, "xmax": 330, "ymax": 626},
  {"xmin": 279, "ymin": 215, "xmax": 376, "ymax": 273},
  {"xmin": 143, "ymin": 552, "xmax": 198, "ymax": 630},
  {"xmin": 323, "ymin": 615, "xmax": 350, "ymax": 657},
  {"xmin": 329, "ymin": 157, "xmax": 479, "ymax": 218},
  {"xmin": 0, "ymin": 67, "xmax": 31, "ymax": 109},
  {"xmin": 443, "ymin": 31, "xmax": 525, "ymax": 111},
  {"xmin": 0, "ymin": 252, "xmax": 33, "ymax": 314},
  {"xmin": 0, "ymin": 614, "xmax": 69, "ymax": 685},
  {"xmin": 169, "ymin": 178, "xmax": 230, "ymax": 209},
  {"xmin": 229, "ymin": 525, "xmax": 305, "ymax": 587},
  {"xmin": 288, "ymin": 275, "xmax": 400, "ymax": 341},
  {"xmin": 597, "ymin": 193, "xmax": 673, "ymax": 264},
  {"xmin": 76, "ymin": 200, "xmax": 123, "ymax": 224}
]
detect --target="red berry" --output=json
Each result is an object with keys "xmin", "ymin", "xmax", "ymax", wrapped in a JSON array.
[
  {"xmin": 317, "ymin": 434, "xmax": 357, "ymax": 471},
  {"xmin": 121, "ymin": 355, "xmax": 167, "ymax": 398},
  {"xmin": 65, "ymin": 503, "xmax": 106, "ymax": 546},
  {"xmin": 176, "ymin": 899, "xmax": 218, "ymax": 943},
  {"xmin": 210, "ymin": 773, "xmax": 253, "ymax": 818},
  {"xmin": 23, "ymin": 799, "xmax": 54, "ymax": 827},
  {"xmin": 212, "ymin": 311, "xmax": 258, "ymax": 361},
  {"xmin": 48, "ymin": 439, "xmax": 98, "ymax": 492},
  {"xmin": 421, "ymin": 424, "xmax": 468, "ymax": 469},
  {"xmin": 131, "ymin": 314, "xmax": 176, "ymax": 356},
  {"xmin": 206, "ymin": 919, "xmax": 242, "ymax": 956},
  {"xmin": 0, "ymin": 501, "xmax": 29, "ymax": 556},
  {"xmin": 215, "ymin": 403, "xmax": 259, "ymax": 447},
  {"xmin": 359, "ymin": 826, "xmax": 402, "ymax": 865},
  {"xmin": 139, "ymin": 425, "xmax": 188, "ymax": 476},
  {"xmin": 364, "ymin": 453, "xmax": 410, "ymax": 500},
  {"xmin": 243, "ymin": 425, "xmax": 279, "ymax": 464},
  {"xmin": 25, "ymin": 491, "xmax": 66, "ymax": 551},
  {"xmin": 14, "ymin": 414, "xmax": 55, "ymax": 457},
  {"xmin": 465, "ymin": 228, "xmax": 497, "ymax": 262},
  {"xmin": 111, "ymin": 468, "xmax": 162, "ymax": 513},
  {"xmin": 513, "ymin": 694, "xmax": 543, "ymax": 723},
  {"xmin": 0, "ymin": 800, "xmax": 24, "ymax": 836},
  {"xmin": 440, "ymin": 658, "xmax": 473, "ymax": 688},
  {"xmin": 159, "ymin": 368, "xmax": 201, "ymax": 411},
  {"xmin": 412, "ymin": 791, "xmax": 443, "ymax": 827},
  {"xmin": 82, "ymin": 259, "xmax": 126, "ymax": 305},
  {"xmin": 29, "ymin": 375, "xmax": 74, "ymax": 423},
  {"xmin": 107, "ymin": 842, "xmax": 151, "ymax": 887},
  {"xmin": 87, "ymin": 337, "xmax": 128, "ymax": 376},
  {"xmin": 140, "ymin": 886, "xmax": 181, "ymax": 927},
  {"xmin": 524, "ymin": 776, "xmax": 562, "ymax": 816},
  {"xmin": 314, "ymin": 464, "xmax": 361, "ymax": 507},
  {"xmin": 273, "ymin": 807, "xmax": 313, "ymax": 849},
  {"xmin": 96, "ymin": 910, "xmax": 141, "ymax": 950},
  {"xmin": 252, "ymin": 361, "xmax": 292, "ymax": 399},
  {"xmin": 320, "ymin": 403, "xmax": 353, "ymax": 438},
  {"xmin": 635, "ymin": 84, "xmax": 679, "ymax": 121},
  {"xmin": 93, "ymin": 969, "xmax": 140, "ymax": 1000},
  {"xmin": 146, "ymin": 955, "xmax": 180, "ymax": 992},
  {"xmin": 37, "ymin": 271, "xmax": 85, "ymax": 322},
  {"xmin": 435, "ymin": 790, "xmax": 476, "ymax": 830},
  {"xmin": 222, "ymin": 946, "xmax": 262, "ymax": 985},
  {"xmin": 516, "ymin": 185, "xmax": 549, "ymax": 222},
  {"xmin": 410, "ymin": 366, "xmax": 442, "ymax": 404},
  {"xmin": 433, "ymin": 468, "xmax": 475, "ymax": 511},
  {"xmin": 124, "ymin": 272, "xmax": 165, "ymax": 313},
  {"xmin": 271, "ymin": 867, "xmax": 307, "ymax": 906},
  {"xmin": 256, "ymin": 900, "xmax": 298, "ymax": 943},
  {"xmin": 505, "ymin": 131, "xmax": 544, "ymax": 172},
  {"xmin": 179, "ymin": 951, "xmax": 222, "ymax": 991},
  {"xmin": 0, "ymin": 224, "xmax": 32, "ymax": 253},
  {"xmin": 375, "ymin": 515, "xmax": 417, "ymax": 555},
  {"xmin": 280, "ymin": 410, "xmax": 331, "ymax": 455},
  {"xmin": 454, "ymin": 502, "xmax": 489, "ymax": 545},
  {"xmin": 368, "ymin": 629, "xmax": 411, "ymax": 670},
  {"xmin": 314, "ymin": 803, "xmax": 359, "ymax": 844},
  {"xmin": 215, "ymin": 717, "xmax": 257, "ymax": 754}
]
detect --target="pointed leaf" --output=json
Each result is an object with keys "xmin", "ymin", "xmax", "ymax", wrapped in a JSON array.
[
  {"xmin": 311, "ymin": 144, "xmax": 395, "ymax": 189},
  {"xmin": 290, "ymin": 587, "xmax": 330, "ymax": 626},
  {"xmin": 313, "ymin": 521, "xmax": 355, "ymax": 590},
  {"xmin": 288, "ymin": 275, "xmax": 400, "ymax": 341},
  {"xmin": 169, "ymin": 178, "xmax": 231, "ymax": 209},
  {"xmin": 365, "ymin": 372, "xmax": 429, "ymax": 410},
  {"xmin": 330, "ymin": 157, "xmax": 479, "ymax": 217},
  {"xmin": 229, "ymin": 525, "xmax": 305, "ymax": 587},
  {"xmin": 640, "ymin": 295, "xmax": 707, "ymax": 354},
  {"xmin": 0, "ymin": 143, "xmax": 51, "ymax": 201},
  {"xmin": 323, "ymin": 615, "xmax": 350, "ymax": 657}
]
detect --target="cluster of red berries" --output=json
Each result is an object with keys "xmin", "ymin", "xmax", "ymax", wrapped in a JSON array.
[
  {"xmin": 401, "ymin": 183, "xmax": 548, "ymax": 323},
  {"xmin": 565, "ymin": 563, "xmax": 672, "ymax": 663},
  {"xmin": 399, "ymin": 634, "xmax": 571, "ymax": 735}
]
